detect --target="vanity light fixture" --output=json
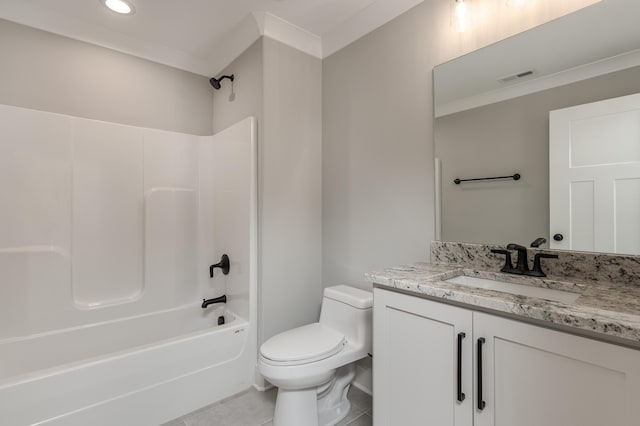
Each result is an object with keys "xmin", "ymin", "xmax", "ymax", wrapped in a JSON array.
[
  {"xmin": 101, "ymin": 0, "xmax": 136, "ymax": 15},
  {"xmin": 454, "ymin": 0, "xmax": 468, "ymax": 32}
]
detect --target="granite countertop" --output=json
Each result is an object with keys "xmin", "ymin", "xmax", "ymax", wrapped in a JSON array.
[{"xmin": 366, "ymin": 262, "xmax": 640, "ymax": 346}]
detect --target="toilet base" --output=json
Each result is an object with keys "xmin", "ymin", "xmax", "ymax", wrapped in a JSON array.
[
  {"xmin": 272, "ymin": 364, "xmax": 357, "ymax": 426},
  {"xmin": 273, "ymin": 387, "xmax": 319, "ymax": 426},
  {"xmin": 318, "ymin": 364, "xmax": 356, "ymax": 426}
]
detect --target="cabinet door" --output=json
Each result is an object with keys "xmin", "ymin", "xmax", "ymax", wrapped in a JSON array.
[
  {"xmin": 474, "ymin": 312, "xmax": 640, "ymax": 426},
  {"xmin": 373, "ymin": 289, "xmax": 473, "ymax": 426}
]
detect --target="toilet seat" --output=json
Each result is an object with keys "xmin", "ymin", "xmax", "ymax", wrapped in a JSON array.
[{"xmin": 260, "ymin": 323, "xmax": 346, "ymax": 366}]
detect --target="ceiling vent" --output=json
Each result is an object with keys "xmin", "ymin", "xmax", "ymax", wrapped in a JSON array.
[{"xmin": 498, "ymin": 69, "xmax": 535, "ymax": 84}]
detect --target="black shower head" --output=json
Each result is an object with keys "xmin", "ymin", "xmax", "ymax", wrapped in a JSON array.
[{"xmin": 209, "ymin": 74, "xmax": 234, "ymax": 90}]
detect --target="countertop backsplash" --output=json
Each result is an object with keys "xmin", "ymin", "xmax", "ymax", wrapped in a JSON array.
[{"xmin": 431, "ymin": 241, "xmax": 640, "ymax": 286}]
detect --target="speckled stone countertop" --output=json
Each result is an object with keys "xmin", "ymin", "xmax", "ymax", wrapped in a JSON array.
[{"xmin": 366, "ymin": 242, "xmax": 640, "ymax": 347}]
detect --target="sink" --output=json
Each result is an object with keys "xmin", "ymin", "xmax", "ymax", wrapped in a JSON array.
[{"xmin": 444, "ymin": 275, "xmax": 581, "ymax": 304}]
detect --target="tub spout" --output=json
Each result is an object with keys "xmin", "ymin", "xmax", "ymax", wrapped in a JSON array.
[{"xmin": 202, "ymin": 295, "xmax": 227, "ymax": 309}]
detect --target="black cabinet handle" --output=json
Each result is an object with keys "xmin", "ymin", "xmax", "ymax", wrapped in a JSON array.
[
  {"xmin": 457, "ymin": 332, "xmax": 466, "ymax": 402},
  {"xmin": 477, "ymin": 337, "xmax": 486, "ymax": 410}
]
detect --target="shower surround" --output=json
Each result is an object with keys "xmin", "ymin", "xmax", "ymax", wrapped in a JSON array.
[{"xmin": 0, "ymin": 105, "xmax": 257, "ymax": 426}]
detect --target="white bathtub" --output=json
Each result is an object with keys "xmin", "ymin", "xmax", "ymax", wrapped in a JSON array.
[{"xmin": 0, "ymin": 303, "xmax": 256, "ymax": 426}]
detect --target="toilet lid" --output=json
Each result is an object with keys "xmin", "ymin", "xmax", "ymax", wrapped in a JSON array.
[{"xmin": 260, "ymin": 323, "xmax": 345, "ymax": 365}]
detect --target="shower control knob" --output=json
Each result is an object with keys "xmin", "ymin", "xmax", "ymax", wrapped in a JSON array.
[{"xmin": 553, "ymin": 233, "xmax": 564, "ymax": 242}]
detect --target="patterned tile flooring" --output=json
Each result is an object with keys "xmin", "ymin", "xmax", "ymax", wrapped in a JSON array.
[{"xmin": 162, "ymin": 386, "xmax": 372, "ymax": 426}]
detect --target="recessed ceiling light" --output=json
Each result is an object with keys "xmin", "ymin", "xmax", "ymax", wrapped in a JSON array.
[{"xmin": 101, "ymin": 0, "xmax": 136, "ymax": 15}]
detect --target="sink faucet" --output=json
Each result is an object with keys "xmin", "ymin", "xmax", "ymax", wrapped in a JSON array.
[
  {"xmin": 506, "ymin": 243, "xmax": 529, "ymax": 273},
  {"xmin": 492, "ymin": 243, "xmax": 558, "ymax": 277}
]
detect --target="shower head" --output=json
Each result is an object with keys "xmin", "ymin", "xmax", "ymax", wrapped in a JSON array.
[{"xmin": 209, "ymin": 74, "xmax": 234, "ymax": 90}]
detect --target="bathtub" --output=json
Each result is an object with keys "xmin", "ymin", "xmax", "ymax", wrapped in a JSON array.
[{"xmin": 0, "ymin": 303, "xmax": 256, "ymax": 426}]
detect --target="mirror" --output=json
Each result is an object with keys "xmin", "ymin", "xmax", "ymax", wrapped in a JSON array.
[{"xmin": 434, "ymin": 0, "xmax": 640, "ymax": 254}]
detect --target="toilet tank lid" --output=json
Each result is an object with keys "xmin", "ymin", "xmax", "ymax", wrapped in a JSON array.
[{"xmin": 324, "ymin": 285, "xmax": 372, "ymax": 309}]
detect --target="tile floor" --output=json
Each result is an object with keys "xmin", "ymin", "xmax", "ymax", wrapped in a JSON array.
[{"xmin": 162, "ymin": 386, "xmax": 372, "ymax": 426}]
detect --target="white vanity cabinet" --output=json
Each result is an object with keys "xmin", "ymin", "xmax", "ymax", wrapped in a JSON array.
[
  {"xmin": 373, "ymin": 288, "xmax": 640, "ymax": 426},
  {"xmin": 373, "ymin": 288, "xmax": 473, "ymax": 426}
]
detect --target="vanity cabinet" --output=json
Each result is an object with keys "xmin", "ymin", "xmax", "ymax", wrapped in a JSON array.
[
  {"xmin": 373, "ymin": 288, "xmax": 640, "ymax": 426},
  {"xmin": 373, "ymin": 288, "xmax": 473, "ymax": 426}
]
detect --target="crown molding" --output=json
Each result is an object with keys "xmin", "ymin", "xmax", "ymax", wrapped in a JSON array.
[
  {"xmin": 254, "ymin": 12, "xmax": 322, "ymax": 58},
  {"xmin": 0, "ymin": 0, "xmax": 426, "ymax": 77}
]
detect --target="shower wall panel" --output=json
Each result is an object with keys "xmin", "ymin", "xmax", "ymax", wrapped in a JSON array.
[
  {"xmin": 0, "ymin": 104, "xmax": 210, "ymax": 341},
  {"xmin": 72, "ymin": 119, "xmax": 144, "ymax": 308},
  {"xmin": 206, "ymin": 119, "xmax": 256, "ymax": 320},
  {"xmin": 0, "ymin": 105, "xmax": 72, "ymax": 339},
  {"xmin": 145, "ymin": 189, "xmax": 197, "ymax": 305},
  {"xmin": 143, "ymin": 128, "xmax": 199, "ymax": 308}
]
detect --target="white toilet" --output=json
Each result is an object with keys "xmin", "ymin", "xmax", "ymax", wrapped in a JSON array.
[{"xmin": 258, "ymin": 285, "xmax": 373, "ymax": 426}]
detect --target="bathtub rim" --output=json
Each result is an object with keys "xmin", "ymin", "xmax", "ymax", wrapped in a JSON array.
[{"xmin": 0, "ymin": 309, "xmax": 247, "ymax": 389}]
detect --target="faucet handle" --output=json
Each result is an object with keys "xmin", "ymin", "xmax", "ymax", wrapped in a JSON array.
[
  {"xmin": 530, "ymin": 253, "xmax": 559, "ymax": 277},
  {"xmin": 491, "ymin": 249, "xmax": 513, "ymax": 272},
  {"xmin": 209, "ymin": 254, "xmax": 230, "ymax": 278},
  {"xmin": 530, "ymin": 237, "xmax": 547, "ymax": 248}
]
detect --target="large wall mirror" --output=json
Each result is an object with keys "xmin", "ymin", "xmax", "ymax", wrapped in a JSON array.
[{"xmin": 434, "ymin": 0, "xmax": 640, "ymax": 255}]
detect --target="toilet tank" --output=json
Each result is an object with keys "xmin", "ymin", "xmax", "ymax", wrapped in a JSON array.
[{"xmin": 319, "ymin": 285, "xmax": 372, "ymax": 350}]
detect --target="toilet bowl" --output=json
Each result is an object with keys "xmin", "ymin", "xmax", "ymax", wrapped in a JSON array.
[{"xmin": 258, "ymin": 285, "xmax": 372, "ymax": 426}]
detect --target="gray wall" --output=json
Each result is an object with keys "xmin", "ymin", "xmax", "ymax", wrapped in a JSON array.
[
  {"xmin": 213, "ymin": 38, "xmax": 323, "ymax": 348},
  {"xmin": 261, "ymin": 38, "xmax": 323, "ymax": 342},
  {"xmin": 322, "ymin": 2, "xmax": 438, "ymax": 288},
  {"xmin": 435, "ymin": 66, "xmax": 640, "ymax": 246},
  {"xmin": 212, "ymin": 39, "xmax": 263, "ymax": 136},
  {"xmin": 321, "ymin": 0, "xmax": 622, "ymax": 289},
  {"xmin": 0, "ymin": 19, "xmax": 212, "ymax": 135}
]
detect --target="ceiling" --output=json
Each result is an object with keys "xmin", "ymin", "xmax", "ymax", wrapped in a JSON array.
[{"xmin": 0, "ymin": 0, "xmax": 424, "ymax": 77}]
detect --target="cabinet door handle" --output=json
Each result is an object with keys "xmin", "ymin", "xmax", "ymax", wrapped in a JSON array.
[
  {"xmin": 477, "ymin": 337, "xmax": 486, "ymax": 411},
  {"xmin": 457, "ymin": 332, "xmax": 466, "ymax": 402}
]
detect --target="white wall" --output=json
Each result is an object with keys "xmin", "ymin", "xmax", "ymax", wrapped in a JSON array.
[
  {"xmin": 0, "ymin": 19, "xmax": 250, "ymax": 342},
  {"xmin": 0, "ymin": 104, "xmax": 225, "ymax": 339},
  {"xmin": 205, "ymin": 117, "xmax": 258, "ymax": 323},
  {"xmin": 321, "ymin": 0, "xmax": 600, "ymax": 289},
  {"xmin": 212, "ymin": 40, "xmax": 264, "ymax": 136},
  {"xmin": 322, "ymin": 3, "xmax": 437, "ymax": 289},
  {"xmin": 321, "ymin": 0, "xmax": 602, "ymax": 392},
  {"xmin": 0, "ymin": 19, "xmax": 212, "ymax": 135},
  {"xmin": 0, "ymin": 0, "xmax": 603, "ymax": 384},
  {"xmin": 213, "ymin": 38, "xmax": 323, "ymax": 347},
  {"xmin": 0, "ymin": 17, "xmax": 322, "ymax": 364}
]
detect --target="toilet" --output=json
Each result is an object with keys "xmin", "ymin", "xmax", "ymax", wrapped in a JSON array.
[{"xmin": 258, "ymin": 285, "xmax": 373, "ymax": 426}]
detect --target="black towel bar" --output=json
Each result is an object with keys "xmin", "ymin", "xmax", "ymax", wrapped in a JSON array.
[{"xmin": 454, "ymin": 173, "xmax": 520, "ymax": 185}]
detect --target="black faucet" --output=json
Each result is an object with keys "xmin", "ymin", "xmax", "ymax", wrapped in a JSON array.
[
  {"xmin": 492, "ymin": 243, "xmax": 558, "ymax": 277},
  {"xmin": 490, "ymin": 249, "xmax": 514, "ymax": 273},
  {"xmin": 202, "ymin": 295, "xmax": 227, "ymax": 309},
  {"xmin": 210, "ymin": 254, "xmax": 230, "ymax": 278},
  {"xmin": 530, "ymin": 237, "xmax": 546, "ymax": 248},
  {"xmin": 530, "ymin": 253, "xmax": 559, "ymax": 277},
  {"xmin": 506, "ymin": 243, "xmax": 530, "ymax": 273}
]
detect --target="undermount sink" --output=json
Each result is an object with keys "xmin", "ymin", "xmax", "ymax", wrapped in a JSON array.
[{"xmin": 444, "ymin": 275, "xmax": 582, "ymax": 304}]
